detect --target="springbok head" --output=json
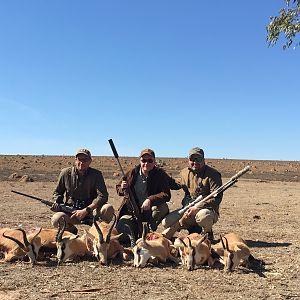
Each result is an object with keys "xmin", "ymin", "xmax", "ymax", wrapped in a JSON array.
[
  {"xmin": 133, "ymin": 222, "xmax": 151, "ymax": 268},
  {"xmin": 55, "ymin": 216, "xmax": 79, "ymax": 265},
  {"xmin": 92, "ymin": 214, "xmax": 122, "ymax": 265},
  {"xmin": 220, "ymin": 235, "xmax": 238, "ymax": 272},
  {"xmin": 3, "ymin": 227, "xmax": 42, "ymax": 265}
]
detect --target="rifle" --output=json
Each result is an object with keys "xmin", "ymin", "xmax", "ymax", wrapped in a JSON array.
[
  {"xmin": 11, "ymin": 190, "xmax": 93, "ymax": 225},
  {"xmin": 108, "ymin": 139, "xmax": 143, "ymax": 237},
  {"xmin": 162, "ymin": 165, "xmax": 251, "ymax": 239}
]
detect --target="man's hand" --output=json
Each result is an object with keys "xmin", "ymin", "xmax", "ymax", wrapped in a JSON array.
[
  {"xmin": 184, "ymin": 206, "xmax": 200, "ymax": 218},
  {"xmin": 141, "ymin": 198, "xmax": 151, "ymax": 212},
  {"xmin": 70, "ymin": 208, "xmax": 88, "ymax": 221},
  {"xmin": 121, "ymin": 180, "xmax": 128, "ymax": 189},
  {"xmin": 51, "ymin": 203, "xmax": 61, "ymax": 212}
]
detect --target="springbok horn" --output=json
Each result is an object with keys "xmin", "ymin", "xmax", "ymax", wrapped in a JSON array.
[
  {"xmin": 179, "ymin": 237, "xmax": 187, "ymax": 248},
  {"xmin": 93, "ymin": 217, "xmax": 104, "ymax": 243},
  {"xmin": 3, "ymin": 230, "xmax": 26, "ymax": 250},
  {"xmin": 142, "ymin": 222, "xmax": 149, "ymax": 242},
  {"xmin": 198, "ymin": 233, "xmax": 208, "ymax": 244},
  {"xmin": 56, "ymin": 217, "xmax": 66, "ymax": 242},
  {"xmin": 106, "ymin": 214, "xmax": 117, "ymax": 243},
  {"xmin": 31, "ymin": 227, "xmax": 42, "ymax": 241},
  {"xmin": 220, "ymin": 234, "xmax": 226, "ymax": 250},
  {"xmin": 224, "ymin": 236, "xmax": 230, "ymax": 251}
]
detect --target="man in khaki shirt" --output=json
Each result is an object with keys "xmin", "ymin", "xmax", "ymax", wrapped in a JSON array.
[
  {"xmin": 163, "ymin": 147, "xmax": 222, "ymax": 240},
  {"xmin": 51, "ymin": 148, "xmax": 114, "ymax": 234}
]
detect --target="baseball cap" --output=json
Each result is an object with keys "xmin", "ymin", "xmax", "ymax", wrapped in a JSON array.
[
  {"xmin": 140, "ymin": 148, "xmax": 155, "ymax": 158},
  {"xmin": 189, "ymin": 147, "xmax": 204, "ymax": 160},
  {"xmin": 75, "ymin": 148, "xmax": 91, "ymax": 159}
]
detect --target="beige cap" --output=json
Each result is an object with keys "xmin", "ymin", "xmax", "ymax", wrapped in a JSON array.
[
  {"xmin": 75, "ymin": 148, "xmax": 91, "ymax": 158},
  {"xmin": 140, "ymin": 148, "xmax": 155, "ymax": 158},
  {"xmin": 189, "ymin": 147, "xmax": 204, "ymax": 160}
]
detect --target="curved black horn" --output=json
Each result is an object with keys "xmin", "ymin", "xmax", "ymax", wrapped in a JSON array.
[
  {"xmin": 93, "ymin": 217, "xmax": 104, "ymax": 243},
  {"xmin": 187, "ymin": 237, "xmax": 192, "ymax": 248},
  {"xmin": 17, "ymin": 228, "xmax": 31, "ymax": 247},
  {"xmin": 224, "ymin": 236, "xmax": 229, "ymax": 251},
  {"xmin": 31, "ymin": 227, "xmax": 42, "ymax": 241},
  {"xmin": 3, "ymin": 230, "xmax": 26, "ymax": 250},
  {"xmin": 179, "ymin": 237, "xmax": 187, "ymax": 248},
  {"xmin": 142, "ymin": 222, "xmax": 149, "ymax": 242},
  {"xmin": 106, "ymin": 213, "xmax": 117, "ymax": 243},
  {"xmin": 56, "ymin": 217, "xmax": 66, "ymax": 242}
]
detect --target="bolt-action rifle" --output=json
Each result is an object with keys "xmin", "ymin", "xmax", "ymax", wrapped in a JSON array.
[
  {"xmin": 108, "ymin": 139, "xmax": 143, "ymax": 237},
  {"xmin": 162, "ymin": 165, "xmax": 251, "ymax": 239},
  {"xmin": 11, "ymin": 190, "xmax": 93, "ymax": 225}
]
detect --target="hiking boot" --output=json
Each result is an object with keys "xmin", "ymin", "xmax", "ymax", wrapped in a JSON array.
[
  {"xmin": 207, "ymin": 230, "xmax": 214, "ymax": 242},
  {"xmin": 67, "ymin": 225, "xmax": 78, "ymax": 235},
  {"xmin": 188, "ymin": 225, "xmax": 202, "ymax": 234}
]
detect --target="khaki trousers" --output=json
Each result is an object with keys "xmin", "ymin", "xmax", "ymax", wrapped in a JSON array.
[{"xmin": 51, "ymin": 203, "xmax": 114, "ymax": 232}]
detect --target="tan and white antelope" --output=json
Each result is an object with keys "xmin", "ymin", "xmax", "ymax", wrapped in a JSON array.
[
  {"xmin": 55, "ymin": 218, "xmax": 91, "ymax": 265},
  {"xmin": 0, "ymin": 227, "xmax": 42, "ymax": 265},
  {"xmin": 133, "ymin": 223, "xmax": 178, "ymax": 268},
  {"xmin": 174, "ymin": 232, "xmax": 214, "ymax": 271},
  {"xmin": 87, "ymin": 214, "xmax": 127, "ymax": 265},
  {"xmin": 212, "ymin": 232, "xmax": 251, "ymax": 272}
]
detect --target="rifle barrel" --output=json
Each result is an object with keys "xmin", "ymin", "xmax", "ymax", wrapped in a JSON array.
[{"xmin": 11, "ymin": 190, "xmax": 53, "ymax": 207}]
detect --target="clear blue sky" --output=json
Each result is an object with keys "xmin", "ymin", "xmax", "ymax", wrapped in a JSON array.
[{"xmin": 0, "ymin": 1, "xmax": 299, "ymax": 161}]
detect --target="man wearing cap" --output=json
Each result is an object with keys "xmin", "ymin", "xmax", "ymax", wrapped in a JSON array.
[
  {"xmin": 116, "ymin": 148, "xmax": 171, "ymax": 244},
  {"xmin": 51, "ymin": 148, "xmax": 114, "ymax": 234},
  {"xmin": 162, "ymin": 147, "xmax": 222, "ymax": 240}
]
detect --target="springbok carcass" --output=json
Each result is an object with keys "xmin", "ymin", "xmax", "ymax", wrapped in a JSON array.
[
  {"xmin": 30, "ymin": 228, "xmax": 75, "ymax": 259},
  {"xmin": 87, "ymin": 214, "xmax": 129, "ymax": 265},
  {"xmin": 133, "ymin": 223, "xmax": 178, "ymax": 268},
  {"xmin": 0, "ymin": 227, "xmax": 42, "ymax": 265},
  {"xmin": 55, "ymin": 218, "xmax": 92, "ymax": 265},
  {"xmin": 212, "ymin": 232, "xmax": 252, "ymax": 272},
  {"xmin": 174, "ymin": 233, "xmax": 214, "ymax": 271}
]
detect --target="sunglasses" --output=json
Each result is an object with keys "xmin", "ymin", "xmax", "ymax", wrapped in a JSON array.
[
  {"xmin": 141, "ymin": 158, "xmax": 154, "ymax": 163},
  {"xmin": 76, "ymin": 157, "xmax": 91, "ymax": 163},
  {"xmin": 189, "ymin": 157, "xmax": 203, "ymax": 163}
]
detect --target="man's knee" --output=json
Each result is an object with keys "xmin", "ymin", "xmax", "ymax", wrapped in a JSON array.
[
  {"xmin": 195, "ymin": 209, "xmax": 218, "ymax": 232},
  {"xmin": 51, "ymin": 212, "xmax": 67, "ymax": 228},
  {"xmin": 161, "ymin": 210, "xmax": 181, "ymax": 228},
  {"xmin": 152, "ymin": 203, "xmax": 169, "ymax": 224},
  {"xmin": 98, "ymin": 204, "xmax": 115, "ymax": 223}
]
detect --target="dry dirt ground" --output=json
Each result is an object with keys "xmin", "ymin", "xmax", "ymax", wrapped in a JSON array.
[{"xmin": 0, "ymin": 155, "xmax": 299, "ymax": 300}]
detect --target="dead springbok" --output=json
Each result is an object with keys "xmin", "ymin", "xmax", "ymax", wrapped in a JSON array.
[
  {"xmin": 87, "ymin": 214, "xmax": 126, "ymax": 265},
  {"xmin": 55, "ymin": 218, "xmax": 91, "ymax": 265},
  {"xmin": 212, "ymin": 232, "xmax": 251, "ymax": 272},
  {"xmin": 174, "ymin": 233, "xmax": 214, "ymax": 271},
  {"xmin": 133, "ymin": 223, "xmax": 178, "ymax": 268},
  {"xmin": 0, "ymin": 227, "xmax": 42, "ymax": 265}
]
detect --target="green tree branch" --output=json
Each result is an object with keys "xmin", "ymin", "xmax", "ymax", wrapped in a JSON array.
[{"xmin": 267, "ymin": 0, "xmax": 300, "ymax": 49}]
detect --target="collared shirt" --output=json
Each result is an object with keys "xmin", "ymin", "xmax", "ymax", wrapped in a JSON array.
[
  {"xmin": 53, "ymin": 166, "xmax": 108, "ymax": 208},
  {"xmin": 179, "ymin": 165, "xmax": 223, "ymax": 213}
]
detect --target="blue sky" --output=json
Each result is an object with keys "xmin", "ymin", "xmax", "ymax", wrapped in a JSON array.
[{"xmin": 0, "ymin": 1, "xmax": 299, "ymax": 160}]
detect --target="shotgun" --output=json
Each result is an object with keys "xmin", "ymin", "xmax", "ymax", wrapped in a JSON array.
[
  {"xmin": 162, "ymin": 165, "xmax": 251, "ymax": 239},
  {"xmin": 108, "ymin": 138, "xmax": 143, "ymax": 236},
  {"xmin": 11, "ymin": 190, "xmax": 93, "ymax": 225}
]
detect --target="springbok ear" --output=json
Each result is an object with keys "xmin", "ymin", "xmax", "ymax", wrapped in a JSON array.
[
  {"xmin": 110, "ymin": 233, "xmax": 123, "ymax": 241},
  {"xmin": 84, "ymin": 231, "xmax": 95, "ymax": 253},
  {"xmin": 69, "ymin": 234, "xmax": 79, "ymax": 240},
  {"xmin": 174, "ymin": 237, "xmax": 186, "ymax": 249}
]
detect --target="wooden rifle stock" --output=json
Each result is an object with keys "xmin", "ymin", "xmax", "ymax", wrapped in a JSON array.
[{"xmin": 108, "ymin": 139, "xmax": 143, "ymax": 236}]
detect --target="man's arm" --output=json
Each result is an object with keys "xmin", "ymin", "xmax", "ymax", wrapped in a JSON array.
[
  {"xmin": 92, "ymin": 171, "xmax": 109, "ymax": 208},
  {"xmin": 52, "ymin": 169, "xmax": 67, "ymax": 204}
]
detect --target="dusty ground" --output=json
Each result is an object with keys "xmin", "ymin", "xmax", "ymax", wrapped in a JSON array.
[{"xmin": 0, "ymin": 155, "xmax": 299, "ymax": 300}]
